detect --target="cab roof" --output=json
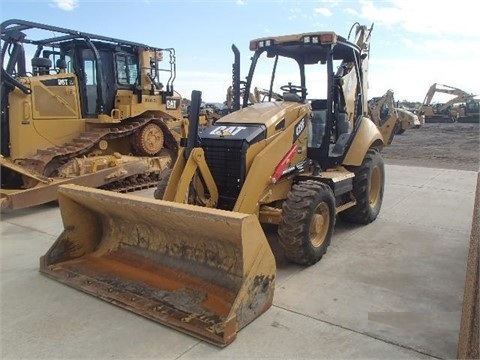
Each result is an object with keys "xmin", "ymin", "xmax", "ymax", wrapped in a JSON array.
[{"xmin": 249, "ymin": 31, "xmax": 360, "ymax": 64}]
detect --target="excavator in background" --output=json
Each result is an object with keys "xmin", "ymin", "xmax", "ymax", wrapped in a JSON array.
[
  {"xmin": 40, "ymin": 23, "xmax": 399, "ymax": 347},
  {"xmin": 419, "ymin": 83, "xmax": 479, "ymax": 123},
  {"xmin": 455, "ymin": 98, "xmax": 480, "ymax": 123},
  {"xmin": 368, "ymin": 89, "xmax": 422, "ymax": 135},
  {"xmin": 1, "ymin": 19, "xmax": 184, "ymax": 210}
]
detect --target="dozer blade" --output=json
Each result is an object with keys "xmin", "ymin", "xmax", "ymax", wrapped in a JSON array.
[{"xmin": 39, "ymin": 184, "xmax": 276, "ymax": 347}]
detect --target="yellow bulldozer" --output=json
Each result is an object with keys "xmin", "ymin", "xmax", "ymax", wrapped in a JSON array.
[
  {"xmin": 1, "ymin": 19, "xmax": 184, "ymax": 210},
  {"xmin": 40, "ymin": 23, "xmax": 399, "ymax": 346}
]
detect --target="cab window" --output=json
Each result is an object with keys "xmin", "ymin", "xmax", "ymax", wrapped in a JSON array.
[{"xmin": 116, "ymin": 54, "xmax": 138, "ymax": 86}]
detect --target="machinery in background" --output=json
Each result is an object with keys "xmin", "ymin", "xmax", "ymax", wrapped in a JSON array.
[
  {"xmin": 1, "ymin": 19, "xmax": 185, "ymax": 210},
  {"xmin": 419, "ymin": 83, "xmax": 479, "ymax": 123},
  {"xmin": 395, "ymin": 107, "xmax": 422, "ymax": 134},
  {"xmin": 368, "ymin": 89, "xmax": 422, "ymax": 135}
]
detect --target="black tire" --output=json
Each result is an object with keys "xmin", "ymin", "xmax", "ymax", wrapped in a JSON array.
[
  {"xmin": 278, "ymin": 180, "xmax": 336, "ymax": 265},
  {"xmin": 153, "ymin": 168, "xmax": 172, "ymax": 200},
  {"xmin": 339, "ymin": 148, "xmax": 384, "ymax": 224}
]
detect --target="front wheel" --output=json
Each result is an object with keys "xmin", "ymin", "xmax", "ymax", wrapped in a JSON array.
[
  {"xmin": 278, "ymin": 180, "xmax": 336, "ymax": 265},
  {"xmin": 339, "ymin": 148, "xmax": 384, "ymax": 224}
]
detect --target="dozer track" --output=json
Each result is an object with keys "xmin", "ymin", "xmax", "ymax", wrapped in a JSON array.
[
  {"xmin": 98, "ymin": 169, "xmax": 163, "ymax": 193},
  {"xmin": 1, "ymin": 117, "xmax": 176, "ymax": 209},
  {"xmin": 19, "ymin": 117, "xmax": 166, "ymax": 192}
]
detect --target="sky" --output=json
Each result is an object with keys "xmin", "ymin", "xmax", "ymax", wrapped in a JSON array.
[{"xmin": 1, "ymin": 0, "xmax": 479, "ymax": 103}]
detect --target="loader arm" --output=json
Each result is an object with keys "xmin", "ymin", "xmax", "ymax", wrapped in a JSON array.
[
  {"xmin": 164, "ymin": 147, "xmax": 219, "ymax": 207},
  {"xmin": 163, "ymin": 90, "xmax": 218, "ymax": 207}
]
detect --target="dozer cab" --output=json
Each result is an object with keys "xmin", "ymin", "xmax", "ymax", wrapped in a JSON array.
[
  {"xmin": 40, "ymin": 23, "xmax": 398, "ymax": 346},
  {"xmin": 1, "ymin": 19, "xmax": 184, "ymax": 210}
]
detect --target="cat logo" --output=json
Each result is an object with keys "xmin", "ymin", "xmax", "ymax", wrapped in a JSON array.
[
  {"xmin": 166, "ymin": 99, "xmax": 179, "ymax": 110},
  {"xmin": 210, "ymin": 126, "xmax": 246, "ymax": 137}
]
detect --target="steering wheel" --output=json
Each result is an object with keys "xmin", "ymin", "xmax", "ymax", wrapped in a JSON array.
[{"xmin": 280, "ymin": 83, "xmax": 306, "ymax": 95}]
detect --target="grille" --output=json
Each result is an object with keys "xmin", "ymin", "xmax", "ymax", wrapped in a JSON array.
[{"xmin": 202, "ymin": 138, "xmax": 245, "ymax": 210}]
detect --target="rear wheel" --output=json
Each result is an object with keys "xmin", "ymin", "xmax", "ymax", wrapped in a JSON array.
[
  {"xmin": 278, "ymin": 180, "xmax": 335, "ymax": 265},
  {"xmin": 339, "ymin": 148, "xmax": 384, "ymax": 224}
]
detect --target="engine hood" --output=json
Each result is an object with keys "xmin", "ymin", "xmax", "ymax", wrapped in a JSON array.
[{"xmin": 216, "ymin": 101, "xmax": 308, "ymax": 131}]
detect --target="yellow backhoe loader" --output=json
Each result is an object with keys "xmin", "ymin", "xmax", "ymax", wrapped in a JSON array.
[
  {"xmin": 368, "ymin": 89, "xmax": 422, "ymax": 135},
  {"xmin": 1, "ymin": 19, "xmax": 184, "ymax": 210},
  {"xmin": 40, "ymin": 23, "xmax": 398, "ymax": 347}
]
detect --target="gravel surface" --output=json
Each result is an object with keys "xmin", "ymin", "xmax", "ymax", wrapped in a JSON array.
[{"xmin": 382, "ymin": 122, "xmax": 479, "ymax": 171}]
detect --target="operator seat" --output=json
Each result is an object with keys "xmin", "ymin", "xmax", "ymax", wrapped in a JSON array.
[
  {"xmin": 282, "ymin": 92, "xmax": 303, "ymax": 102},
  {"xmin": 309, "ymin": 99, "xmax": 327, "ymax": 148},
  {"xmin": 56, "ymin": 59, "xmax": 67, "ymax": 73},
  {"xmin": 31, "ymin": 57, "xmax": 52, "ymax": 76}
]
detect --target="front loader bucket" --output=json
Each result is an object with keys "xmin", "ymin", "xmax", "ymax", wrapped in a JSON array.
[{"xmin": 39, "ymin": 184, "xmax": 276, "ymax": 347}]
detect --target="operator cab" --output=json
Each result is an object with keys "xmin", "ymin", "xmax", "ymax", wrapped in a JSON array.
[
  {"xmin": 1, "ymin": 19, "xmax": 175, "ymax": 126},
  {"xmin": 232, "ymin": 29, "xmax": 369, "ymax": 169}
]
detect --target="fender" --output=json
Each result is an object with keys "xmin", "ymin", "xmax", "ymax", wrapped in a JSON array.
[{"xmin": 343, "ymin": 117, "xmax": 384, "ymax": 166}]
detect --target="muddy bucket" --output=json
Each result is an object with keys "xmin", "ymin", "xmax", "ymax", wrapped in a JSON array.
[{"xmin": 40, "ymin": 184, "xmax": 276, "ymax": 347}]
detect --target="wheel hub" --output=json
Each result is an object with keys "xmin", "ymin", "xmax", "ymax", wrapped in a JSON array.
[
  {"xmin": 369, "ymin": 166, "xmax": 381, "ymax": 207},
  {"xmin": 135, "ymin": 122, "xmax": 164, "ymax": 156},
  {"xmin": 310, "ymin": 202, "xmax": 330, "ymax": 248}
]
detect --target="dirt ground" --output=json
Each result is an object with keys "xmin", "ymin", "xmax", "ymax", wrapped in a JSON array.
[{"xmin": 381, "ymin": 122, "xmax": 479, "ymax": 171}]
